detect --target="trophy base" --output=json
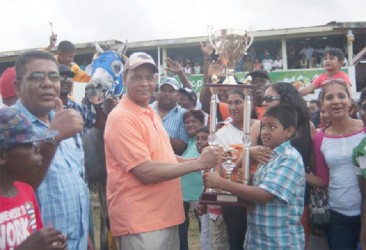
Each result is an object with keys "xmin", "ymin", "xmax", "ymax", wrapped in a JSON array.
[{"xmin": 200, "ymin": 192, "xmax": 246, "ymax": 207}]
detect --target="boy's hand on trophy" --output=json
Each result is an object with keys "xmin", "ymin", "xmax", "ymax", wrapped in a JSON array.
[
  {"xmin": 204, "ymin": 172, "xmax": 223, "ymax": 188},
  {"xmin": 198, "ymin": 146, "xmax": 220, "ymax": 170},
  {"xmin": 250, "ymin": 145, "xmax": 273, "ymax": 164}
]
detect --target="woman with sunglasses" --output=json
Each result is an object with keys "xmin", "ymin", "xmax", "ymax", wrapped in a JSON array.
[
  {"xmin": 249, "ymin": 82, "xmax": 316, "ymax": 248},
  {"xmin": 314, "ymin": 79, "xmax": 363, "ymax": 249}
]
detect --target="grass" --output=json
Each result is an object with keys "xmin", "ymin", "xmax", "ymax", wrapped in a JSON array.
[{"xmin": 91, "ymin": 194, "xmax": 201, "ymax": 250}]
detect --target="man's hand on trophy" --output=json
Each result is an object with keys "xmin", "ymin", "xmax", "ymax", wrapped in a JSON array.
[
  {"xmin": 200, "ymin": 41, "xmax": 214, "ymax": 57},
  {"xmin": 165, "ymin": 57, "xmax": 183, "ymax": 74},
  {"xmin": 198, "ymin": 146, "xmax": 220, "ymax": 170},
  {"xmin": 203, "ymin": 172, "xmax": 223, "ymax": 189},
  {"xmin": 250, "ymin": 146, "xmax": 273, "ymax": 164}
]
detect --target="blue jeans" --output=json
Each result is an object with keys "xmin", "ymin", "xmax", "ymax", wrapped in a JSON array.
[{"xmin": 327, "ymin": 210, "xmax": 360, "ymax": 250}]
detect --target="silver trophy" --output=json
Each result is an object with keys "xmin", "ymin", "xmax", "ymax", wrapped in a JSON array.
[{"xmin": 208, "ymin": 26, "xmax": 254, "ymax": 85}]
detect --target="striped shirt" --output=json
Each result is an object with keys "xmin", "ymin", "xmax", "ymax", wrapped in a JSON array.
[
  {"xmin": 13, "ymin": 101, "xmax": 90, "ymax": 250},
  {"xmin": 244, "ymin": 141, "xmax": 305, "ymax": 249},
  {"xmin": 151, "ymin": 103, "xmax": 189, "ymax": 143}
]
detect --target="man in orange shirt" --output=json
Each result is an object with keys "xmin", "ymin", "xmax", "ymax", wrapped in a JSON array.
[{"xmin": 104, "ymin": 52, "xmax": 219, "ymax": 250}]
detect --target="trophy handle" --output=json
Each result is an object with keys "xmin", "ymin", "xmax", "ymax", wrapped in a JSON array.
[{"xmin": 207, "ymin": 25, "xmax": 220, "ymax": 54}]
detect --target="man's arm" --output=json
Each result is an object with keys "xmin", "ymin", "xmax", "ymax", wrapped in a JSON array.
[
  {"xmin": 43, "ymin": 33, "xmax": 57, "ymax": 52},
  {"xmin": 20, "ymin": 98, "xmax": 83, "ymax": 189},
  {"xmin": 131, "ymin": 146, "xmax": 219, "ymax": 184},
  {"xmin": 170, "ymin": 138, "xmax": 187, "ymax": 156},
  {"xmin": 200, "ymin": 42, "xmax": 215, "ymax": 114},
  {"xmin": 165, "ymin": 57, "xmax": 191, "ymax": 89}
]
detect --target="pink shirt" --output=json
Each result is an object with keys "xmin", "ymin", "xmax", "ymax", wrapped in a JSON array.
[{"xmin": 313, "ymin": 71, "xmax": 351, "ymax": 88}]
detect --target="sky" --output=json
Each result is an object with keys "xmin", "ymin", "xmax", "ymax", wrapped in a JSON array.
[{"xmin": 0, "ymin": 0, "xmax": 365, "ymax": 53}]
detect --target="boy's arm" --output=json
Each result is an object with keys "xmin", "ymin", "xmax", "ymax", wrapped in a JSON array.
[
  {"xmin": 346, "ymin": 82, "xmax": 353, "ymax": 99},
  {"xmin": 299, "ymin": 82, "xmax": 317, "ymax": 96},
  {"xmin": 204, "ymin": 172, "xmax": 275, "ymax": 204}
]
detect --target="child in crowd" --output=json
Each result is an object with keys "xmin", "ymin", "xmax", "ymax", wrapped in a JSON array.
[
  {"xmin": 0, "ymin": 107, "xmax": 67, "ymax": 250},
  {"xmin": 299, "ymin": 47, "xmax": 352, "ymax": 97},
  {"xmin": 204, "ymin": 104, "xmax": 305, "ymax": 249},
  {"xmin": 195, "ymin": 126, "xmax": 211, "ymax": 250}
]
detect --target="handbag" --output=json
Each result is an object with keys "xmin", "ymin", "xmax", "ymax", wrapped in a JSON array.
[{"xmin": 309, "ymin": 187, "xmax": 330, "ymax": 229}]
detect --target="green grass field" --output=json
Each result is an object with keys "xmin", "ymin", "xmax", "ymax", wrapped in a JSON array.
[{"xmin": 91, "ymin": 194, "xmax": 201, "ymax": 250}]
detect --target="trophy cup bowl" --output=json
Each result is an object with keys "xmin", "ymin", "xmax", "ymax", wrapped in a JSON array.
[{"xmin": 208, "ymin": 26, "xmax": 255, "ymax": 85}]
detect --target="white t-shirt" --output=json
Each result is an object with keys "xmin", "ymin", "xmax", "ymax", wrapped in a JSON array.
[
  {"xmin": 321, "ymin": 130, "xmax": 364, "ymax": 216},
  {"xmin": 262, "ymin": 59, "xmax": 273, "ymax": 72},
  {"xmin": 216, "ymin": 123, "xmax": 243, "ymax": 146}
]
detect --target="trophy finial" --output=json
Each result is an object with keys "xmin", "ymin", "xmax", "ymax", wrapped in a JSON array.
[
  {"xmin": 243, "ymin": 75, "xmax": 252, "ymax": 85},
  {"xmin": 210, "ymin": 74, "xmax": 219, "ymax": 95}
]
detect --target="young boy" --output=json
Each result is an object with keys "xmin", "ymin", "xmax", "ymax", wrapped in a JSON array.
[
  {"xmin": 204, "ymin": 105, "xmax": 306, "ymax": 249},
  {"xmin": 299, "ymin": 47, "xmax": 352, "ymax": 97},
  {"xmin": 0, "ymin": 107, "xmax": 67, "ymax": 250}
]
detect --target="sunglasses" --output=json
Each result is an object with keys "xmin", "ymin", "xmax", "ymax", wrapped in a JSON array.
[{"xmin": 263, "ymin": 95, "xmax": 281, "ymax": 103}]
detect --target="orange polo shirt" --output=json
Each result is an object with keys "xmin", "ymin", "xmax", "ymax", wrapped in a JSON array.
[{"xmin": 104, "ymin": 95, "xmax": 184, "ymax": 236}]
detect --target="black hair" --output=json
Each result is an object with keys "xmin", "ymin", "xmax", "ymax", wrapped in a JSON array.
[
  {"xmin": 309, "ymin": 99, "xmax": 321, "ymax": 108},
  {"xmin": 57, "ymin": 40, "xmax": 76, "ymax": 53},
  {"xmin": 323, "ymin": 47, "xmax": 345, "ymax": 61},
  {"xmin": 227, "ymin": 89, "xmax": 245, "ymax": 99},
  {"xmin": 15, "ymin": 50, "xmax": 57, "ymax": 80},
  {"xmin": 358, "ymin": 87, "xmax": 366, "ymax": 106},
  {"xmin": 183, "ymin": 109, "xmax": 205, "ymax": 124},
  {"xmin": 269, "ymin": 82, "xmax": 310, "ymax": 131},
  {"xmin": 264, "ymin": 104, "xmax": 297, "ymax": 129},
  {"xmin": 197, "ymin": 125, "xmax": 209, "ymax": 134}
]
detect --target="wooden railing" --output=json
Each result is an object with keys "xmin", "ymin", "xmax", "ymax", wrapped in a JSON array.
[{"xmin": 353, "ymin": 46, "xmax": 366, "ymax": 65}]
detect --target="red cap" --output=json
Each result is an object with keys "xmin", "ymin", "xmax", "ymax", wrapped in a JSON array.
[{"xmin": 0, "ymin": 67, "xmax": 16, "ymax": 99}]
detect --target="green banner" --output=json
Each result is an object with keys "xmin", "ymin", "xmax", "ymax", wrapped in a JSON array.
[{"xmin": 167, "ymin": 67, "xmax": 349, "ymax": 93}]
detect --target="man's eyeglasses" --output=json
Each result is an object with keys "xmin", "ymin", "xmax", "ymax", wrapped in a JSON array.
[
  {"xmin": 22, "ymin": 72, "xmax": 60, "ymax": 83},
  {"xmin": 263, "ymin": 95, "xmax": 281, "ymax": 103}
]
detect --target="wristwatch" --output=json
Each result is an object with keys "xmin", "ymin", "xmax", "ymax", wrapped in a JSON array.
[{"xmin": 45, "ymin": 137, "xmax": 60, "ymax": 146}]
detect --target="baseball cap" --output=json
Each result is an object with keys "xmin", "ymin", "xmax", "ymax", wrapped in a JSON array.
[
  {"xmin": 0, "ymin": 67, "xmax": 16, "ymax": 99},
  {"xmin": 59, "ymin": 64, "xmax": 75, "ymax": 78},
  {"xmin": 179, "ymin": 87, "xmax": 197, "ymax": 103},
  {"xmin": 159, "ymin": 77, "xmax": 179, "ymax": 91},
  {"xmin": 0, "ymin": 108, "xmax": 58, "ymax": 150},
  {"xmin": 246, "ymin": 70, "xmax": 270, "ymax": 81},
  {"xmin": 124, "ymin": 52, "xmax": 159, "ymax": 73}
]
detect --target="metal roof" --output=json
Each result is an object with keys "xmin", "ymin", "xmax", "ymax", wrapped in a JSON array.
[{"xmin": 1, "ymin": 21, "xmax": 365, "ymax": 63}]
